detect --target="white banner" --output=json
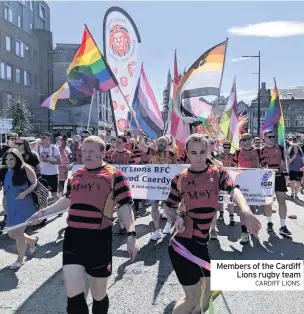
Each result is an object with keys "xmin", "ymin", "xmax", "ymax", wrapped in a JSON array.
[
  {"xmin": 72, "ymin": 164, "xmax": 275, "ymax": 205},
  {"xmin": 103, "ymin": 7, "xmax": 141, "ymax": 134}
]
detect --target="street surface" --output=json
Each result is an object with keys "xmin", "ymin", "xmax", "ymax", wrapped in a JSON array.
[{"xmin": 0, "ymin": 190, "xmax": 304, "ymax": 314}]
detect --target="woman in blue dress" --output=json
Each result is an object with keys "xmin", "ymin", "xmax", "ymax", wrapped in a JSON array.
[{"xmin": 2, "ymin": 148, "xmax": 38, "ymax": 270}]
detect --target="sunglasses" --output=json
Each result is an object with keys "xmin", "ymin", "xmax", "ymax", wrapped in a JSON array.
[
  {"xmin": 267, "ymin": 136, "xmax": 275, "ymax": 139},
  {"xmin": 240, "ymin": 139, "xmax": 250, "ymax": 142},
  {"xmin": 9, "ymin": 138, "xmax": 17, "ymax": 141},
  {"xmin": 210, "ymin": 142, "xmax": 215, "ymax": 145},
  {"xmin": 223, "ymin": 146, "xmax": 231, "ymax": 149},
  {"xmin": 15, "ymin": 142, "xmax": 24, "ymax": 146}
]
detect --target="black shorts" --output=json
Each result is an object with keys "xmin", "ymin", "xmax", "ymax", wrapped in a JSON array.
[
  {"xmin": 289, "ymin": 170, "xmax": 303, "ymax": 182},
  {"xmin": 168, "ymin": 236, "xmax": 210, "ymax": 286},
  {"xmin": 63, "ymin": 227, "xmax": 112, "ymax": 278},
  {"xmin": 275, "ymin": 174, "xmax": 288, "ymax": 192},
  {"xmin": 42, "ymin": 174, "xmax": 58, "ymax": 193}
]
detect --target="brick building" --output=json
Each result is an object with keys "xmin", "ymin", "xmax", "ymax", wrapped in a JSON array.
[{"xmin": 0, "ymin": 0, "xmax": 51, "ymax": 134}]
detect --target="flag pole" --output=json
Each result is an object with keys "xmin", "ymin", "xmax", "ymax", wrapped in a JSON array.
[{"xmin": 87, "ymin": 89, "xmax": 95, "ymax": 130}]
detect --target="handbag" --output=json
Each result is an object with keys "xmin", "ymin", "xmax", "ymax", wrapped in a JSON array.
[
  {"xmin": 32, "ymin": 177, "xmax": 50, "ymax": 208},
  {"xmin": 27, "ymin": 174, "xmax": 50, "ymax": 209}
]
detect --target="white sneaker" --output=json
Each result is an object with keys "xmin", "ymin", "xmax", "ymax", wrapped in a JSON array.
[
  {"xmin": 150, "ymin": 230, "xmax": 162, "ymax": 241},
  {"xmin": 163, "ymin": 222, "xmax": 172, "ymax": 234},
  {"xmin": 161, "ymin": 212, "xmax": 167, "ymax": 219},
  {"xmin": 9, "ymin": 261, "xmax": 23, "ymax": 270}
]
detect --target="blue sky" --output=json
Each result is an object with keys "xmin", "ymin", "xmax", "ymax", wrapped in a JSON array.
[{"xmin": 48, "ymin": 1, "xmax": 304, "ymax": 107}]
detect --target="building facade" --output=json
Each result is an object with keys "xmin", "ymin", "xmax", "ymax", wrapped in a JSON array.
[
  {"xmin": 248, "ymin": 82, "xmax": 304, "ymax": 136},
  {"xmin": 0, "ymin": 0, "xmax": 51, "ymax": 134}
]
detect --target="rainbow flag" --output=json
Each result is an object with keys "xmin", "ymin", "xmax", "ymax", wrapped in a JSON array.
[
  {"xmin": 263, "ymin": 80, "xmax": 285, "ymax": 147},
  {"xmin": 262, "ymin": 84, "xmax": 281, "ymax": 131},
  {"xmin": 67, "ymin": 25, "xmax": 118, "ymax": 104}
]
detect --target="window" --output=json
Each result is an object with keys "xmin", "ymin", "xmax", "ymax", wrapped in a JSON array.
[
  {"xmin": 30, "ymin": 23, "xmax": 33, "ymax": 29},
  {"xmin": 4, "ymin": 5, "xmax": 13, "ymax": 23},
  {"xmin": 103, "ymin": 107, "xmax": 106, "ymax": 121},
  {"xmin": 24, "ymin": 45, "xmax": 30, "ymax": 60},
  {"xmin": 24, "ymin": 71, "xmax": 32, "ymax": 86},
  {"xmin": 0, "ymin": 62, "xmax": 5, "ymax": 79},
  {"xmin": 16, "ymin": 40, "xmax": 24, "ymax": 58},
  {"xmin": 99, "ymin": 105, "xmax": 102, "ymax": 119},
  {"xmin": 6, "ymin": 65, "xmax": 12, "ymax": 81},
  {"xmin": 295, "ymin": 119, "xmax": 304, "ymax": 127},
  {"xmin": 17, "ymin": 15, "xmax": 22, "ymax": 28},
  {"xmin": 29, "ymin": 0, "xmax": 33, "ymax": 11},
  {"xmin": 284, "ymin": 119, "xmax": 290, "ymax": 128},
  {"xmin": 33, "ymin": 49, "xmax": 38, "ymax": 62},
  {"xmin": 33, "ymin": 74, "xmax": 38, "ymax": 87},
  {"xmin": 16, "ymin": 68, "xmax": 21, "ymax": 84},
  {"xmin": 39, "ymin": 4, "xmax": 46, "ymax": 19},
  {"xmin": 6, "ymin": 93, "xmax": 13, "ymax": 107},
  {"xmin": 5, "ymin": 36, "xmax": 11, "ymax": 52}
]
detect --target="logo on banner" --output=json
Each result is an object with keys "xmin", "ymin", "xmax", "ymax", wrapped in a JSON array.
[
  {"xmin": 109, "ymin": 24, "xmax": 131, "ymax": 57},
  {"xmin": 128, "ymin": 61, "xmax": 135, "ymax": 77},
  {"xmin": 117, "ymin": 118, "xmax": 127, "ymax": 132},
  {"xmin": 261, "ymin": 171, "xmax": 273, "ymax": 188}
]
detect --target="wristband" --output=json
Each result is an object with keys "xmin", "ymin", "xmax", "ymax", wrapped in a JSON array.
[{"xmin": 127, "ymin": 231, "xmax": 137, "ymax": 237}]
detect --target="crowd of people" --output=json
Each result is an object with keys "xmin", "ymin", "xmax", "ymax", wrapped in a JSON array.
[{"xmin": 0, "ymin": 129, "xmax": 302, "ymax": 313}]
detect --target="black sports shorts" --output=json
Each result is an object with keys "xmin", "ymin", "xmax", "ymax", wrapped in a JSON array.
[
  {"xmin": 275, "ymin": 174, "xmax": 288, "ymax": 192},
  {"xmin": 289, "ymin": 170, "xmax": 303, "ymax": 182},
  {"xmin": 63, "ymin": 226, "xmax": 112, "ymax": 278},
  {"xmin": 168, "ymin": 236, "xmax": 210, "ymax": 286}
]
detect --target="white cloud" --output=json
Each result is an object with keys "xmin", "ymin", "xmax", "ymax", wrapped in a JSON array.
[
  {"xmin": 229, "ymin": 57, "xmax": 250, "ymax": 62},
  {"xmin": 228, "ymin": 21, "xmax": 304, "ymax": 37}
]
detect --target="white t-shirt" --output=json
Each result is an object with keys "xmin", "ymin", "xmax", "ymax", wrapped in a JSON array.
[{"xmin": 36, "ymin": 144, "xmax": 60, "ymax": 175}]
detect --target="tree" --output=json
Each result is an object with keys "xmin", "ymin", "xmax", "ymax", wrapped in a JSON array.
[{"xmin": 5, "ymin": 96, "xmax": 35, "ymax": 136}]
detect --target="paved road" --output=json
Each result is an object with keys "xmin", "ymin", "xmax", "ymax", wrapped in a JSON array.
[{"xmin": 0, "ymin": 191, "xmax": 304, "ymax": 314}]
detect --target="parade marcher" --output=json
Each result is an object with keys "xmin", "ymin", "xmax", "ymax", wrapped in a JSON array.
[
  {"xmin": 110, "ymin": 136, "xmax": 136, "ymax": 232},
  {"xmin": 15, "ymin": 137, "xmax": 40, "ymax": 171},
  {"xmin": 29, "ymin": 136, "xmax": 138, "ymax": 314},
  {"xmin": 261, "ymin": 130, "xmax": 292, "ymax": 236},
  {"xmin": 0, "ymin": 133, "xmax": 18, "ymax": 231},
  {"xmin": 1, "ymin": 149, "xmax": 38, "ymax": 270},
  {"xmin": 232, "ymin": 133, "xmax": 261, "ymax": 244},
  {"xmin": 36, "ymin": 132, "xmax": 61, "ymax": 204},
  {"xmin": 58, "ymin": 135, "xmax": 72, "ymax": 195},
  {"xmin": 104, "ymin": 137, "xmax": 117, "ymax": 163},
  {"xmin": 217, "ymin": 140, "xmax": 235, "ymax": 226},
  {"xmin": 139, "ymin": 132, "xmax": 178, "ymax": 240},
  {"xmin": 165, "ymin": 134, "xmax": 261, "ymax": 314},
  {"xmin": 70, "ymin": 135, "xmax": 81, "ymax": 163},
  {"xmin": 110, "ymin": 136, "xmax": 135, "ymax": 165},
  {"xmin": 288, "ymin": 144, "xmax": 304, "ymax": 199},
  {"xmin": 253, "ymin": 137, "xmax": 262, "ymax": 149}
]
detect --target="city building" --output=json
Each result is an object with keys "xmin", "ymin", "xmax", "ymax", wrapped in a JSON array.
[
  {"xmin": 248, "ymin": 82, "xmax": 304, "ymax": 136},
  {"xmin": 0, "ymin": 0, "xmax": 51, "ymax": 134}
]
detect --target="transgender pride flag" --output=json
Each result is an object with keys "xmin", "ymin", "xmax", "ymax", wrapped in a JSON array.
[{"xmin": 129, "ymin": 65, "xmax": 164, "ymax": 139}]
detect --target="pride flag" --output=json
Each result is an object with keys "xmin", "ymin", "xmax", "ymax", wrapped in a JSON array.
[
  {"xmin": 67, "ymin": 25, "xmax": 118, "ymax": 104},
  {"xmin": 41, "ymin": 82, "xmax": 70, "ymax": 110},
  {"xmin": 129, "ymin": 65, "xmax": 164, "ymax": 139},
  {"xmin": 262, "ymin": 79, "xmax": 285, "ymax": 147},
  {"xmin": 262, "ymin": 84, "xmax": 281, "ymax": 131}
]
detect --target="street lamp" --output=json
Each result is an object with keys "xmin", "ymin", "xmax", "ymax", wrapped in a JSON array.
[{"xmin": 242, "ymin": 51, "xmax": 261, "ymax": 136}]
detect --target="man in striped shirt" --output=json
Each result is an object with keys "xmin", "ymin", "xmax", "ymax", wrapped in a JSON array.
[
  {"xmin": 29, "ymin": 136, "xmax": 138, "ymax": 314},
  {"xmin": 165, "ymin": 134, "xmax": 261, "ymax": 314},
  {"xmin": 110, "ymin": 136, "xmax": 136, "ymax": 164}
]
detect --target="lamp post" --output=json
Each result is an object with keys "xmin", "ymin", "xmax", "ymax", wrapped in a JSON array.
[{"xmin": 242, "ymin": 51, "xmax": 261, "ymax": 136}]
